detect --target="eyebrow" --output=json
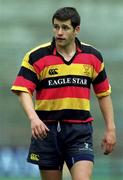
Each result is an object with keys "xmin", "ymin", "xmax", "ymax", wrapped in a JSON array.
[{"xmin": 53, "ymin": 23, "xmax": 71, "ymax": 27}]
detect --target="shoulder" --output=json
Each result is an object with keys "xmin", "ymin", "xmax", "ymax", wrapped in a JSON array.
[
  {"xmin": 80, "ymin": 41, "xmax": 103, "ymax": 62},
  {"xmin": 24, "ymin": 42, "xmax": 52, "ymax": 65},
  {"xmin": 29, "ymin": 42, "xmax": 51, "ymax": 54}
]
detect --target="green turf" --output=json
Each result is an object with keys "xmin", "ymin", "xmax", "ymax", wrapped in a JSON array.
[
  {"xmin": 0, "ymin": 176, "xmax": 122, "ymax": 180},
  {"xmin": 0, "ymin": 178, "xmax": 37, "ymax": 180}
]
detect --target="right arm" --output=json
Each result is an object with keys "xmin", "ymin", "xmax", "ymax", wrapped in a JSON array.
[{"xmin": 18, "ymin": 92, "xmax": 49, "ymax": 139}]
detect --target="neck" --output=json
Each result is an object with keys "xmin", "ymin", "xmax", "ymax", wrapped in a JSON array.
[
  {"xmin": 57, "ymin": 42, "xmax": 76, "ymax": 54},
  {"xmin": 56, "ymin": 42, "xmax": 76, "ymax": 61}
]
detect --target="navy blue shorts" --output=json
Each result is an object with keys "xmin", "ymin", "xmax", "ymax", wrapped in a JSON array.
[{"xmin": 27, "ymin": 122, "xmax": 94, "ymax": 170}]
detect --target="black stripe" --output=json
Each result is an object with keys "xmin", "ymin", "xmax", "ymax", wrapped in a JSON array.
[
  {"xmin": 28, "ymin": 38, "xmax": 103, "ymax": 66},
  {"xmin": 36, "ymin": 109, "xmax": 92, "ymax": 121},
  {"xmin": 81, "ymin": 45, "xmax": 103, "ymax": 63},
  {"xmin": 92, "ymin": 69, "xmax": 107, "ymax": 84},
  {"xmin": 18, "ymin": 67, "xmax": 39, "ymax": 85},
  {"xmin": 29, "ymin": 46, "xmax": 51, "ymax": 65},
  {"xmin": 38, "ymin": 75, "xmax": 91, "ymax": 90},
  {"xmin": 75, "ymin": 38, "xmax": 103, "ymax": 63}
]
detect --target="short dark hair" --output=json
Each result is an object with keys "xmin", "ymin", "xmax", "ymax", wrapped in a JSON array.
[{"xmin": 52, "ymin": 7, "xmax": 81, "ymax": 29}]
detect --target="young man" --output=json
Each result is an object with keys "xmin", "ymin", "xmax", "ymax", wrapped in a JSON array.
[{"xmin": 11, "ymin": 7, "xmax": 116, "ymax": 180}]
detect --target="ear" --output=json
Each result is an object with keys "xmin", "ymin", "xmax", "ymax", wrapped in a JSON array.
[{"xmin": 75, "ymin": 26, "xmax": 80, "ymax": 35}]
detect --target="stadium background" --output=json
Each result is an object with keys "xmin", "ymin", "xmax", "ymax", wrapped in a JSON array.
[{"xmin": 0, "ymin": 0, "xmax": 123, "ymax": 179}]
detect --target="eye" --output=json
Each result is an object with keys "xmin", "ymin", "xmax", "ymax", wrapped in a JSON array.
[
  {"xmin": 62, "ymin": 25, "xmax": 70, "ymax": 31},
  {"xmin": 53, "ymin": 24, "xmax": 59, "ymax": 30}
]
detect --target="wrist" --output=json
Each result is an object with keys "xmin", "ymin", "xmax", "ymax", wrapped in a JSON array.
[
  {"xmin": 106, "ymin": 125, "xmax": 116, "ymax": 132},
  {"xmin": 28, "ymin": 112, "xmax": 38, "ymax": 122}
]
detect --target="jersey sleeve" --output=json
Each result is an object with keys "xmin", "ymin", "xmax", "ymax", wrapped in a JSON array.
[
  {"xmin": 11, "ymin": 52, "xmax": 39, "ymax": 95},
  {"xmin": 92, "ymin": 52, "xmax": 111, "ymax": 98}
]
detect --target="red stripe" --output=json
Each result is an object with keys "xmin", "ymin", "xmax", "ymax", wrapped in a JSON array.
[
  {"xmin": 34, "ymin": 53, "xmax": 102, "ymax": 74},
  {"xmin": 43, "ymin": 117, "xmax": 94, "ymax": 123},
  {"xmin": 63, "ymin": 117, "xmax": 94, "ymax": 123},
  {"xmin": 34, "ymin": 56, "xmax": 64, "ymax": 74},
  {"xmin": 74, "ymin": 53, "xmax": 101, "ymax": 73},
  {"xmin": 36, "ymin": 86, "xmax": 90, "ymax": 100},
  {"xmin": 93, "ymin": 79, "xmax": 110, "ymax": 94},
  {"xmin": 13, "ymin": 76, "xmax": 36, "ymax": 94}
]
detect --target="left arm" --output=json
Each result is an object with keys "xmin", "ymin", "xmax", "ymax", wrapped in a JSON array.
[{"xmin": 98, "ymin": 95, "xmax": 116, "ymax": 154}]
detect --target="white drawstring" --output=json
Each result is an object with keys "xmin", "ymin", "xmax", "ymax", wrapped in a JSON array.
[{"xmin": 57, "ymin": 121, "xmax": 61, "ymax": 132}]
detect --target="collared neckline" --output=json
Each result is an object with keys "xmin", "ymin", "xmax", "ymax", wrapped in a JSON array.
[
  {"xmin": 50, "ymin": 37, "xmax": 82, "ymax": 65},
  {"xmin": 50, "ymin": 37, "xmax": 82, "ymax": 55}
]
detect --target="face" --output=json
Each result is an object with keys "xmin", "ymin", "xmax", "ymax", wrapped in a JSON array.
[{"xmin": 53, "ymin": 18, "xmax": 80, "ymax": 48}]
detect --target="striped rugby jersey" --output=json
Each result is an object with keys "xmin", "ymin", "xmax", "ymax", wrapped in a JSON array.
[{"xmin": 11, "ymin": 38, "xmax": 111, "ymax": 123}]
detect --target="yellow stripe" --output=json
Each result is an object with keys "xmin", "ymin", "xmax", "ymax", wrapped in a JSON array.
[
  {"xmin": 40, "ymin": 64, "xmax": 93, "ymax": 80},
  {"xmin": 29, "ymin": 42, "xmax": 51, "ymax": 54},
  {"xmin": 35, "ymin": 98, "xmax": 90, "ymax": 111},
  {"xmin": 22, "ymin": 60, "xmax": 35, "ymax": 73},
  {"xmin": 81, "ymin": 41, "xmax": 92, "ymax": 47},
  {"xmin": 96, "ymin": 88, "xmax": 111, "ymax": 98},
  {"xmin": 92, "ymin": 62, "xmax": 104, "ymax": 80},
  {"xmin": 92, "ymin": 69, "xmax": 98, "ymax": 80},
  {"xmin": 21, "ymin": 60, "xmax": 39, "ymax": 79},
  {"xmin": 11, "ymin": 86, "xmax": 30, "ymax": 94},
  {"xmin": 100, "ymin": 62, "xmax": 104, "ymax": 72},
  {"xmin": 21, "ymin": 52, "xmax": 36, "ymax": 73},
  {"xmin": 21, "ymin": 42, "xmax": 51, "ymax": 78}
]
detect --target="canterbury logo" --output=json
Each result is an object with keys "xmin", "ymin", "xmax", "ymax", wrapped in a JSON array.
[
  {"xmin": 49, "ymin": 68, "xmax": 58, "ymax": 75},
  {"xmin": 30, "ymin": 153, "xmax": 39, "ymax": 161}
]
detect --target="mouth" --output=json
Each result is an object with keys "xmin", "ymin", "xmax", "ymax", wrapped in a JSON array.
[{"xmin": 56, "ymin": 37, "xmax": 65, "ymax": 41}]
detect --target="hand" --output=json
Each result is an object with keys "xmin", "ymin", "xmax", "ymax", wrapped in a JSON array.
[
  {"xmin": 101, "ymin": 129, "xmax": 116, "ymax": 155},
  {"xmin": 31, "ymin": 118, "xmax": 50, "ymax": 139}
]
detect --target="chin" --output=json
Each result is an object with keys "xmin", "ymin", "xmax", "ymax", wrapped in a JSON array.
[{"xmin": 57, "ymin": 42, "xmax": 66, "ymax": 47}]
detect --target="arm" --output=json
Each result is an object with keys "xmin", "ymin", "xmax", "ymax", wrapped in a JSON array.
[
  {"xmin": 18, "ymin": 92, "xmax": 49, "ymax": 139},
  {"xmin": 98, "ymin": 95, "xmax": 116, "ymax": 154}
]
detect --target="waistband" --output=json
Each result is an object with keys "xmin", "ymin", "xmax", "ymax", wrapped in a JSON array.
[{"xmin": 42, "ymin": 118, "xmax": 94, "ymax": 124}]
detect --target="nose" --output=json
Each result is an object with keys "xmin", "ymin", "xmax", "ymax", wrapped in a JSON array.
[{"xmin": 57, "ymin": 28, "xmax": 63, "ymax": 35}]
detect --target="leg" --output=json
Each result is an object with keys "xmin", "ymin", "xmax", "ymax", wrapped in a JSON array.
[
  {"xmin": 28, "ymin": 124, "xmax": 64, "ymax": 180},
  {"xmin": 40, "ymin": 170, "xmax": 62, "ymax": 180},
  {"xmin": 70, "ymin": 160, "xmax": 93, "ymax": 180}
]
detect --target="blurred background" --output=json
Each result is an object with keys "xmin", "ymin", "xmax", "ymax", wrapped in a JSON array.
[{"xmin": 0, "ymin": 0, "xmax": 123, "ymax": 179}]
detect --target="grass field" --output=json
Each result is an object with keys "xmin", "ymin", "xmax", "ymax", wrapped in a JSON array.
[
  {"xmin": 0, "ymin": 176, "xmax": 122, "ymax": 180},
  {"xmin": 0, "ymin": 164, "xmax": 122, "ymax": 180}
]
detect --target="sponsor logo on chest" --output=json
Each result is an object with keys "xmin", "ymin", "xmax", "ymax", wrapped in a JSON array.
[{"xmin": 48, "ymin": 77, "xmax": 87, "ymax": 86}]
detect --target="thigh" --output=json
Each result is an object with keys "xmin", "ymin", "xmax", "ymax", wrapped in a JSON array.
[
  {"xmin": 40, "ymin": 170, "xmax": 62, "ymax": 180},
  {"xmin": 27, "ymin": 123, "xmax": 64, "ymax": 170},
  {"xmin": 70, "ymin": 160, "xmax": 93, "ymax": 180},
  {"xmin": 64, "ymin": 123, "xmax": 94, "ymax": 170}
]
